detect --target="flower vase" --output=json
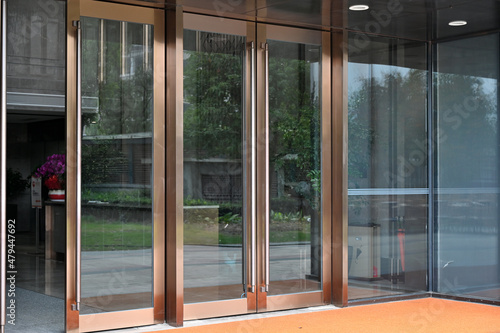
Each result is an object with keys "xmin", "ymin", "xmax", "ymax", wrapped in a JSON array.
[{"xmin": 48, "ymin": 189, "xmax": 65, "ymax": 202}]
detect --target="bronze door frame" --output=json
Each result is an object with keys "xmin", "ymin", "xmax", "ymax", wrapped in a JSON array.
[{"xmin": 66, "ymin": 1, "xmax": 165, "ymax": 332}]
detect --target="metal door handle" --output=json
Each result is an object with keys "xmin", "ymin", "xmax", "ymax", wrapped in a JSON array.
[
  {"xmin": 261, "ymin": 42, "xmax": 270, "ymax": 292},
  {"xmin": 73, "ymin": 19, "xmax": 82, "ymax": 312},
  {"xmin": 250, "ymin": 41, "xmax": 257, "ymax": 293}
]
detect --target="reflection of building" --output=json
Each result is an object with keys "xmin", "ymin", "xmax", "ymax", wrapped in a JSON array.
[
  {"xmin": 184, "ymin": 157, "xmax": 242, "ymax": 202},
  {"xmin": 1, "ymin": 0, "xmax": 500, "ymax": 333},
  {"xmin": 82, "ymin": 133, "xmax": 152, "ymax": 188}
]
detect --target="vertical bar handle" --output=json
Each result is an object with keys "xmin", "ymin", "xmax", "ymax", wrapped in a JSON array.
[
  {"xmin": 0, "ymin": 1, "xmax": 7, "ymax": 332},
  {"xmin": 73, "ymin": 19, "xmax": 82, "ymax": 312},
  {"xmin": 262, "ymin": 42, "xmax": 270, "ymax": 292},
  {"xmin": 250, "ymin": 41, "xmax": 256, "ymax": 293}
]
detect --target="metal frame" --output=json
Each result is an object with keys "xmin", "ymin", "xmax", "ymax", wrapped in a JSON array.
[
  {"xmin": 320, "ymin": 30, "xmax": 332, "ymax": 305},
  {"xmin": 91, "ymin": 0, "xmax": 165, "ymax": 9},
  {"xmin": 331, "ymin": 29, "xmax": 348, "ymax": 307},
  {"xmin": 66, "ymin": 1, "xmax": 165, "ymax": 331},
  {"xmin": 349, "ymin": 292, "xmax": 430, "ymax": 306},
  {"xmin": 431, "ymin": 292, "xmax": 500, "ymax": 306},
  {"xmin": 152, "ymin": 7, "xmax": 166, "ymax": 326},
  {"xmin": 350, "ymin": 291, "xmax": 500, "ymax": 307},
  {"xmin": 165, "ymin": 5, "xmax": 184, "ymax": 327}
]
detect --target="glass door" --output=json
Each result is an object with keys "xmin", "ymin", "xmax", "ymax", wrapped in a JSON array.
[
  {"xmin": 183, "ymin": 14, "xmax": 255, "ymax": 319},
  {"xmin": 256, "ymin": 23, "xmax": 330, "ymax": 312},
  {"xmin": 183, "ymin": 14, "xmax": 330, "ymax": 320},
  {"xmin": 66, "ymin": 1, "xmax": 164, "ymax": 332}
]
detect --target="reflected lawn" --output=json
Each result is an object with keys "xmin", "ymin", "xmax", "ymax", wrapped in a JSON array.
[
  {"xmin": 184, "ymin": 220, "xmax": 311, "ymax": 245},
  {"xmin": 81, "ymin": 217, "xmax": 311, "ymax": 251},
  {"xmin": 82, "ymin": 216, "xmax": 152, "ymax": 251}
]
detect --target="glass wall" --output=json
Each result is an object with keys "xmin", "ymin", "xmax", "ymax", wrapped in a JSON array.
[
  {"xmin": 435, "ymin": 33, "xmax": 500, "ymax": 300},
  {"xmin": 347, "ymin": 34, "xmax": 428, "ymax": 300}
]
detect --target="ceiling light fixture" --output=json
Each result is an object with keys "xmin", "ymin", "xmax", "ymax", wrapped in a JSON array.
[
  {"xmin": 349, "ymin": 4, "xmax": 369, "ymax": 11},
  {"xmin": 448, "ymin": 20, "xmax": 467, "ymax": 26}
]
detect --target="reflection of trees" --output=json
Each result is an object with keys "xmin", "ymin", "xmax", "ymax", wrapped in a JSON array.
[
  {"xmin": 348, "ymin": 68, "xmax": 427, "ymax": 188},
  {"xmin": 436, "ymin": 73, "xmax": 497, "ymax": 187},
  {"xmin": 183, "ymin": 48, "xmax": 321, "ymax": 206},
  {"xmin": 183, "ymin": 51, "xmax": 243, "ymax": 159},
  {"xmin": 269, "ymin": 57, "xmax": 320, "ymax": 183},
  {"xmin": 82, "ymin": 141, "xmax": 127, "ymax": 185},
  {"xmin": 80, "ymin": 19, "xmax": 153, "ymax": 189},
  {"xmin": 95, "ymin": 67, "xmax": 153, "ymax": 135},
  {"xmin": 348, "ymin": 67, "xmax": 497, "ymax": 189},
  {"xmin": 348, "ymin": 78, "xmax": 372, "ymax": 183}
]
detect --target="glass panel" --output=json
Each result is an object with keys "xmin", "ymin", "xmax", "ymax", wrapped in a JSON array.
[
  {"xmin": 347, "ymin": 34, "xmax": 428, "ymax": 300},
  {"xmin": 435, "ymin": 33, "xmax": 500, "ymax": 300},
  {"xmin": 183, "ymin": 29, "xmax": 246, "ymax": 303},
  {"xmin": 80, "ymin": 17, "xmax": 154, "ymax": 313},
  {"xmin": 6, "ymin": 0, "xmax": 66, "ymax": 332},
  {"xmin": 267, "ymin": 39, "xmax": 322, "ymax": 295}
]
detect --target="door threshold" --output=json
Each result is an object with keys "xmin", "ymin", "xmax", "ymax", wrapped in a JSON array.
[{"xmin": 105, "ymin": 304, "xmax": 339, "ymax": 332}]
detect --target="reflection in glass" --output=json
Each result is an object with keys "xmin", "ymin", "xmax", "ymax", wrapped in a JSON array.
[
  {"xmin": 183, "ymin": 29, "xmax": 245, "ymax": 303},
  {"xmin": 267, "ymin": 40, "xmax": 322, "ymax": 295},
  {"xmin": 435, "ymin": 34, "xmax": 500, "ymax": 300},
  {"xmin": 347, "ymin": 34, "xmax": 428, "ymax": 300},
  {"xmin": 80, "ymin": 17, "xmax": 154, "ymax": 313},
  {"xmin": 5, "ymin": 0, "xmax": 67, "ymax": 332}
]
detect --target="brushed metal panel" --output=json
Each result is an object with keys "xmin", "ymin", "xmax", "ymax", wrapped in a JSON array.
[
  {"xmin": 320, "ymin": 30, "xmax": 332, "ymax": 305},
  {"xmin": 184, "ymin": 299, "xmax": 250, "ymax": 320},
  {"xmin": 153, "ymin": 7, "xmax": 166, "ymax": 324},
  {"xmin": 80, "ymin": 0, "xmax": 156, "ymax": 24},
  {"xmin": 266, "ymin": 292, "xmax": 323, "ymax": 311},
  {"xmin": 184, "ymin": 13, "xmax": 246, "ymax": 35},
  {"xmin": 79, "ymin": 309, "xmax": 154, "ymax": 332},
  {"xmin": 166, "ymin": 6, "xmax": 184, "ymax": 327},
  {"xmin": 331, "ymin": 29, "xmax": 348, "ymax": 307}
]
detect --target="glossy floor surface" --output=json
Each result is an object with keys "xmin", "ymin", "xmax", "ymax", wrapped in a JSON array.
[{"xmin": 5, "ymin": 233, "xmax": 65, "ymax": 333}]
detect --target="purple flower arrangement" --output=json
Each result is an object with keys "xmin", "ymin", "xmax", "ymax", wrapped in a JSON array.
[{"xmin": 35, "ymin": 154, "xmax": 66, "ymax": 190}]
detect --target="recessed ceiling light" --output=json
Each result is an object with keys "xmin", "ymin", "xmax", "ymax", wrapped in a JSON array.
[
  {"xmin": 349, "ymin": 4, "xmax": 369, "ymax": 11},
  {"xmin": 448, "ymin": 20, "xmax": 467, "ymax": 26}
]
